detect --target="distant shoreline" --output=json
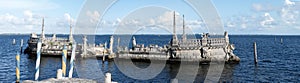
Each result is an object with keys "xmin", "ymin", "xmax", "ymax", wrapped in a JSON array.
[{"xmin": 1, "ymin": 33, "xmax": 300, "ymax": 36}]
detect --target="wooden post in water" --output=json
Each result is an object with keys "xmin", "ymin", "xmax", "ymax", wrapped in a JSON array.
[
  {"xmin": 12, "ymin": 39, "xmax": 16, "ymax": 45},
  {"xmin": 117, "ymin": 37, "xmax": 120, "ymax": 50},
  {"xmin": 109, "ymin": 36, "xmax": 114, "ymax": 54},
  {"xmin": 62, "ymin": 45, "xmax": 67, "ymax": 77},
  {"xmin": 20, "ymin": 39, "xmax": 23, "ymax": 53},
  {"xmin": 35, "ymin": 41, "xmax": 42, "ymax": 80},
  {"xmin": 82, "ymin": 36, "xmax": 87, "ymax": 57},
  {"xmin": 68, "ymin": 43, "xmax": 76, "ymax": 78},
  {"xmin": 253, "ymin": 42, "xmax": 258, "ymax": 64},
  {"xmin": 16, "ymin": 53, "xmax": 20, "ymax": 83},
  {"xmin": 102, "ymin": 50, "xmax": 105, "ymax": 62},
  {"xmin": 280, "ymin": 38, "xmax": 283, "ymax": 44}
]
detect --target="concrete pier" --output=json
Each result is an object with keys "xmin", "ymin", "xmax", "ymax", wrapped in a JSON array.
[{"xmin": 23, "ymin": 78, "xmax": 97, "ymax": 83}]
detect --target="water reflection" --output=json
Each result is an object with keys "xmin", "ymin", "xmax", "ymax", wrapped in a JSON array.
[{"xmin": 108, "ymin": 59, "xmax": 238, "ymax": 82}]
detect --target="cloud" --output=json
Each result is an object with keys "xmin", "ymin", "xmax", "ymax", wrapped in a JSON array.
[
  {"xmin": 0, "ymin": 0, "xmax": 60, "ymax": 10},
  {"xmin": 64, "ymin": 13, "xmax": 74, "ymax": 23},
  {"xmin": 252, "ymin": 3, "xmax": 275, "ymax": 12},
  {"xmin": 285, "ymin": 0, "xmax": 295, "ymax": 6},
  {"xmin": 0, "ymin": 10, "xmax": 41, "ymax": 26},
  {"xmin": 155, "ymin": 11, "xmax": 181, "ymax": 26},
  {"xmin": 224, "ymin": 15, "xmax": 269, "ymax": 32},
  {"xmin": 86, "ymin": 11, "xmax": 100, "ymax": 23},
  {"xmin": 225, "ymin": 21, "xmax": 236, "ymax": 28},
  {"xmin": 112, "ymin": 11, "xmax": 206, "ymax": 34},
  {"xmin": 55, "ymin": 13, "xmax": 75, "ymax": 28},
  {"xmin": 227, "ymin": 0, "xmax": 300, "ymax": 33},
  {"xmin": 260, "ymin": 13, "xmax": 275, "ymax": 28},
  {"xmin": 281, "ymin": 0, "xmax": 299, "ymax": 24},
  {"xmin": 117, "ymin": 11, "xmax": 188, "ymax": 30},
  {"xmin": 24, "ymin": 10, "xmax": 33, "ymax": 19},
  {"xmin": 0, "ymin": 10, "xmax": 44, "ymax": 33},
  {"xmin": 0, "ymin": 13, "xmax": 20, "ymax": 25}
]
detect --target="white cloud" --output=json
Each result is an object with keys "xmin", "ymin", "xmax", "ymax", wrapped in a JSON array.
[
  {"xmin": 0, "ymin": 10, "xmax": 44, "ymax": 33},
  {"xmin": 112, "ymin": 18, "xmax": 122, "ymax": 26},
  {"xmin": 155, "ymin": 11, "xmax": 181, "ymax": 26},
  {"xmin": 260, "ymin": 13, "xmax": 275, "ymax": 28},
  {"xmin": 0, "ymin": 0, "xmax": 59, "ymax": 10},
  {"xmin": 252, "ymin": 3, "xmax": 275, "ymax": 12},
  {"xmin": 225, "ymin": 21, "xmax": 236, "ymax": 28},
  {"xmin": 281, "ymin": 0, "xmax": 299, "ymax": 24},
  {"xmin": 86, "ymin": 11, "xmax": 100, "ymax": 23},
  {"xmin": 285, "ymin": 0, "xmax": 295, "ymax": 6},
  {"xmin": 64, "ymin": 13, "xmax": 74, "ymax": 23},
  {"xmin": 116, "ymin": 11, "xmax": 193, "ymax": 30},
  {"xmin": 24, "ymin": 10, "xmax": 33, "ymax": 19},
  {"xmin": 0, "ymin": 13, "xmax": 20, "ymax": 25},
  {"xmin": 0, "ymin": 10, "xmax": 41, "ymax": 26},
  {"xmin": 98, "ymin": 11, "xmax": 204, "ymax": 34},
  {"xmin": 116, "ymin": 18, "xmax": 121, "ymax": 23},
  {"xmin": 241, "ymin": 23, "xmax": 247, "ymax": 29}
]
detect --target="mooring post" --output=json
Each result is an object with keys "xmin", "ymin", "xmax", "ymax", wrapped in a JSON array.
[
  {"xmin": 16, "ymin": 52, "xmax": 20, "ymax": 83},
  {"xmin": 20, "ymin": 39, "xmax": 23, "ymax": 54},
  {"xmin": 109, "ymin": 36, "xmax": 114, "ymax": 54},
  {"xmin": 254, "ymin": 42, "xmax": 258, "ymax": 64},
  {"xmin": 105, "ymin": 73, "xmax": 111, "ymax": 83},
  {"xmin": 102, "ymin": 50, "xmax": 105, "ymax": 62},
  {"xmin": 170, "ymin": 78, "xmax": 178, "ymax": 83},
  {"xmin": 57, "ymin": 69, "xmax": 62, "ymax": 79},
  {"xmin": 117, "ymin": 37, "xmax": 120, "ymax": 50},
  {"xmin": 35, "ymin": 41, "xmax": 42, "ymax": 80},
  {"xmin": 12, "ymin": 39, "xmax": 16, "ymax": 45},
  {"xmin": 62, "ymin": 45, "xmax": 67, "ymax": 77},
  {"xmin": 68, "ymin": 43, "xmax": 76, "ymax": 78}
]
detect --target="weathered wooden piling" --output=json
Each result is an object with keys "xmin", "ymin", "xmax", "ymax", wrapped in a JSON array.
[
  {"xmin": 280, "ymin": 38, "xmax": 283, "ymax": 44},
  {"xmin": 62, "ymin": 45, "xmax": 67, "ymax": 77},
  {"xmin": 253, "ymin": 42, "xmax": 258, "ymax": 64},
  {"xmin": 109, "ymin": 36, "xmax": 114, "ymax": 54},
  {"xmin": 12, "ymin": 39, "xmax": 16, "ymax": 45},
  {"xmin": 82, "ymin": 36, "xmax": 87, "ymax": 57},
  {"xmin": 68, "ymin": 43, "xmax": 76, "ymax": 78},
  {"xmin": 117, "ymin": 37, "xmax": 120, "ymax": 50},
  {"xmin": 35, "ymin": 41, "xmax": 42, "ymax": 80},
  {"xmin": 102, "ymin": 51, "xmax": 105, "ymax": 62},
  {"xmin": 20, "ymin": 39, "xmax": 23, "ymax": 53},
  {"xmin": 16, "ymin": 53, "xmax": 20, "ymax": 83}
]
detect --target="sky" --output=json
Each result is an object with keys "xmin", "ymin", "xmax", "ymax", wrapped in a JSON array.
[{"xmin": 0, "ymin": 0, "xmax": 300, "ymax": 35}]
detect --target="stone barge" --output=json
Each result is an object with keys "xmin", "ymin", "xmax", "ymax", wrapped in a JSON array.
[
  {"xmin": 24, "ymin": 18, "xmax": 77, "ymax": 56},
  {"xmin": 117, "ymin": 12, "xmax": 240, "ymax": 63},
  {"xmin": 24, "ymin": 18, "xmax": 112, "ymax": 58}
]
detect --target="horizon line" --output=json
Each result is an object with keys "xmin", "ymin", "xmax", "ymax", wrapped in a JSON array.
[{"xmin": 1, "ymin": 32, "xmax": 300, "ymax": 36}]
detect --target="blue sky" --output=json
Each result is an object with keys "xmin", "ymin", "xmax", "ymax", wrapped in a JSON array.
[{"xmin": 0, "ymin": 0, "xmax": 299, "ymax": 35}]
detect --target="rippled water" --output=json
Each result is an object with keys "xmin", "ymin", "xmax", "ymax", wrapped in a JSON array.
[{"xmin": 0, "ymin": 35, "xmax": 299, "ymax": 82}]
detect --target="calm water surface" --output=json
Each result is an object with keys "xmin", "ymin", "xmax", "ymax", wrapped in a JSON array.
[{"xmin": 0, "ymin": 35, "xmax": 299, "ymax": 82}]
